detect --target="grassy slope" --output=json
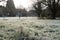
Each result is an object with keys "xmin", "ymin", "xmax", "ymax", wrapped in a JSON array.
[{"xmin": 0, "ymin": 19, "xmax": 60, "ymax": 40}]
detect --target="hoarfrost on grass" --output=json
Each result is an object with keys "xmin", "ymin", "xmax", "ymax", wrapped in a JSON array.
[{"xmin": 0, "ymin": 18, "xmax": 60, "ymax": 40}]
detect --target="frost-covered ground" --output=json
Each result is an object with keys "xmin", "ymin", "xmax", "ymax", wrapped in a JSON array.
[{"xmin": 0, "ymin": 17, "xmax": 60, "ymax": 40}]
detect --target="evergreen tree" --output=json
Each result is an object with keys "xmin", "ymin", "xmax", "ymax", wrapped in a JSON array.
[{"xmin": 6, "ymin": 0, "xmax": 16, "ymax": 16}]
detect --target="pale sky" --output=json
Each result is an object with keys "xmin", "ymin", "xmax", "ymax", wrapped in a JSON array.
[
  {"xmin": 0, "ymin": 0, "xmax": 47, "ymax": 10},
  {"xmin": 0, "ymin": 0, "xmax": 7, "ymax": 7},
  {"xmin": 13, "ymin": 0, "xmax": 33, "ymax": 9},
  {"xmin": 0, "ymin": 0, "xmax": 33, "ymax": 9}
]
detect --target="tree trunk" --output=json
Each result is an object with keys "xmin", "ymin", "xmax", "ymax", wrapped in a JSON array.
[
  {"xmin": 51, "ymin": 12, "xmax": 56, "ymax": 19},
  {"xmin": 37, "ymin": 12, "xmax": 41, "ymax": 19}
]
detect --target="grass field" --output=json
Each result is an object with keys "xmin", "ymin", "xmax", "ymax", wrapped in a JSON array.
[{"xmin": 0, "ymin": 17, "xmax": 60, "ymax": 40}]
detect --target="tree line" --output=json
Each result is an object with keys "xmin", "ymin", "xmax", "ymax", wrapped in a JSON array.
[{"xmin": 0, "ymin": 0, "xmax": 60, "ymax": 19}]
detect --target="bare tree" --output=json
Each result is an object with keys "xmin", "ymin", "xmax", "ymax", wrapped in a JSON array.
[
  {"xmin": 32, "ymin": 0, "xmax": 60, "ymax": 19},
  {"xmin": 42, "ymin": 0, "xmax": 60, "ymax": 19},
  {"xmin": 33, "ymin": 0, "xmax": 42, "ymax": 19}
]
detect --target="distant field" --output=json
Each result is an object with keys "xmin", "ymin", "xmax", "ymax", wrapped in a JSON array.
[
  {"xmin": 0, "ymin": 17, "xmax": 60, "ymax": 20},
  {"xmin": 0, "ymin": 17, "xmax": 38, "ymax": 20},
  {"xmin": 0, "ymin": 17, "xmax": 60, "ymax": 40}
]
